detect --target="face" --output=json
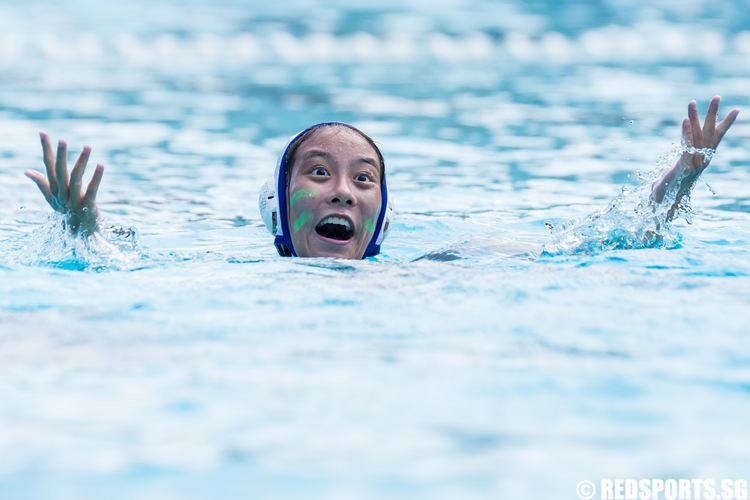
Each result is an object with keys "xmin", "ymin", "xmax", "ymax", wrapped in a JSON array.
[{"xmin": 287, "ymin": 126, "xmax": 383, "ymax": 259}]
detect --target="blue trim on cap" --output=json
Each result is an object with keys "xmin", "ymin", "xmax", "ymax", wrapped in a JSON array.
[
  {"xmin": 273, "ymin": 126, "xmax": 310, "ymax": 257},
  {"xmin": 362, "ymin": 173, "xmax": 387, "ymax": 258}
]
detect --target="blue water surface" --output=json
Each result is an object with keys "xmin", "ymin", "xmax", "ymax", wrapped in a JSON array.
[{"xmin": 1, "ymin": 1, "xmax": 749, "ymax": 499}]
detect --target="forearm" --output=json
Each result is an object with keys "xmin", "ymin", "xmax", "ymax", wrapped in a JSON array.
[
  {"xmin": 650, "ymin": 161, "xmax": 681, "ymax": 204},
  {"xmin": 650, "ymin": 154, "xmax": 699, "ymax": 202}
]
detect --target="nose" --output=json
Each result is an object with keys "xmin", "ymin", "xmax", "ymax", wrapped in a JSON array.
[{"xmin": 328, "ymin": 177, "xmax": 355, "ymax": 206}]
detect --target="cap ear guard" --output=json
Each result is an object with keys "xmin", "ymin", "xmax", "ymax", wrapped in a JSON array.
[
  {"xmin": 258, "ymin": 177, "xmax": 279, "ymax": 236},
  {"xmin": 379, "ymin": 191, "xmax": 394, "ymax": 244}
]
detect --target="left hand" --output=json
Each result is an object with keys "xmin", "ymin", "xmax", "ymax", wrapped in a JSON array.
[
  {"xmin": 651, "ymin": 96, "xmax": 739, "ymax": 205},
  {"xmin": 678, "ymin": 95, "xmax": 739, "ymax": 175}
]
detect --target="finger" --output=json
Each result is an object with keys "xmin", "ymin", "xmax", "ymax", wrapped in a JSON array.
[
  {"xmin": 688, "ymin": 100, "xmax": 702, "ymax": 148},
  {"xmin": 55, "ymin": 139, "xmax": 69, "ymax": 201},
  {"xmin": 24, "ymin": 170, "xmax": 54, "ymax": 206},
  {"xmin": 69, "ymin": 145, "xmax": 92, "ymax": 211},
  {"xmin": 40, "ymin": 131, "xmax": 58, "ymax": 195},
  {"xmin": 703, "ymin": 96, "xmax": 720, "ymax": 148},
  {"xmin": 83, "ymin": 164, "xmax": 104, "ymax": 208},
  {"xmin": 679, "ymin": 117, "xmax": 697, "ymax": 168},
  {"xmin": 681, "ymin": 117, "xmax": 693, "ymax": 148},
  {"xmin": 715, "ymin": 108, "xmax": 740, "ymax": 147}
]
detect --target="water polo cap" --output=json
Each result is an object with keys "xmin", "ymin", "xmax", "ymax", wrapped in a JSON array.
[{"xmin": 258, "ymin": 122, "xmax": 393, "ymax": 258}]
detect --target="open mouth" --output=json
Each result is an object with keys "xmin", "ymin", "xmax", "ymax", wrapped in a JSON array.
[{"xmin": 315, "ymin": 216, "xmax": 355, "ymax": 241}]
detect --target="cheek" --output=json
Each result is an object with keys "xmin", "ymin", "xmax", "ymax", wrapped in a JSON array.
[
  {"xmin": 360, "ymin": 194, "xmax": 382, "ymax": 234},
  {"xmin": 288, "ymin": 188, "xmax": 319, "ymax": 233},
  {"xmin": 364, "ymin": 217, "xmax": 376, "ymax": 234},
  {"xmin": 290, "ymin": 188, "xmax": 318, "ymax": 207},
  {"xmin": 292, "ymin": 209, "xmax": 313, "ymax": 233}
]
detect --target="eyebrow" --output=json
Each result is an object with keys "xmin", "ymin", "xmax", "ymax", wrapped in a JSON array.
[{"xmin": 300, "ymin": 149, "xmax": 380, "ymax": 170}]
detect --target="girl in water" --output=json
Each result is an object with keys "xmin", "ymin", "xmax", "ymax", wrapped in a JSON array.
[{"xmin": 24, "ymin": 97, "xmax": 739, "ymax": 260}]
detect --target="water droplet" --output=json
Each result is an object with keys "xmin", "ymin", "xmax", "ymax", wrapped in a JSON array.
[{"xmin": 630, "ymin": 120, "xmax": 635, "ymax": 125}]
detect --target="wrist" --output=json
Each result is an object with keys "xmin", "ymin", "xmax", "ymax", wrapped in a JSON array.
[{"xmin": 66, "ymin": 209, "xmax": 101, "ymax": 235}]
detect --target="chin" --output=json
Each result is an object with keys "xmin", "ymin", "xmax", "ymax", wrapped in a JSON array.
[
  {"xmin": 301, "ymin": 240, "xmax": 363, "ymax": 259},
  {"xmin": 310, "ymin": 247, "xmax": 361, "ymax": 260}
]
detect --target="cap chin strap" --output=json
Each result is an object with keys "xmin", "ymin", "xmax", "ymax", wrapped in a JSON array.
[{"xmin": 258, "ymin": 123, "xmax": 393, "ymax": 259}]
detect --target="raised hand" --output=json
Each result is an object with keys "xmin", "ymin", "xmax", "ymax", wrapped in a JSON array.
[
  {"xmin": 679, "ymin": 96, "xmax": 739, "ymax": 173},
  {"xmin": 651, "ymin": 96, "xmax": 740, "ymax": 211},
  {"xmin": 25, "ymin": 132, "xmax": 104, "ymax": 235}
]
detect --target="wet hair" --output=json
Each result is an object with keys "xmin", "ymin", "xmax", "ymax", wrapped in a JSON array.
[{"xmin": 283, "ymin": 122, "xmax": 385, "ymax": 186}]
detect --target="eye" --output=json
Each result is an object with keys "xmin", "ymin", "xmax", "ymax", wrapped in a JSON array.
[
  {"xmin": 311, "ymin": 166, "xmax": 329, "ymax": 176},
  {"xmin": 354, "ymin": 173, "xmax": 373, "ymax": 183}
]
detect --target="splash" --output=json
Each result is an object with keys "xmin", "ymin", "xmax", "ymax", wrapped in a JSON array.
[
  {"xmin": 17, "ymin": 212, "xmax": 142, "ymax": 271},
  {"xmin": 685, "ymin": 146, "xmax": 716, "ymax": 165},
  {"xmin": 540, "ymin": 144, "xmax": 709, "ymax": 256}
]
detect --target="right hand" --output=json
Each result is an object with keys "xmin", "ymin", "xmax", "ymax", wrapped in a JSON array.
[{"xmin": 24, "ymin": 132, "xmax": 104, "ymax": 235}]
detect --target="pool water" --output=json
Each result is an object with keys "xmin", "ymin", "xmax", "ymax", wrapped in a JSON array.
[{"xmin": 1, "ymin": 1, "xmax": 749, "ymax": 499}]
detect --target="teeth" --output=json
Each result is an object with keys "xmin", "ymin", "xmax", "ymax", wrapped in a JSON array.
[{"xmin": 321, "ymin": 216, "xmax": 351, "ymax": 229}]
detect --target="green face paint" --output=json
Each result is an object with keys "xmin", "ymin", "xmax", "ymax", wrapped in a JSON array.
[
  {"xmin": 290, "ymin": 188, "xmax": 318, "ymax": 207},
  {"xmin": 364, "ymin": 201, "xmax": 381, "ymax": 233},
  {"xmin": 293, "ymin": 209, "xmax": 313, "ymax": 233}
]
